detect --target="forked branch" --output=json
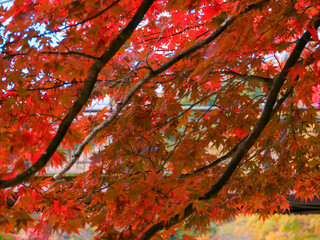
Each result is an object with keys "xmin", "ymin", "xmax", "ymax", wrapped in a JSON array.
[
  {"xmin": 139, "ymin": 13, "xmax": 320, "ymax": 240},
  {"xmin": 54, "ymin": 9, "xmax": 238, "ymax": 179},
  {"xmin": 0, "ymin": 0, "xmax": 157, "ymax": 189}
]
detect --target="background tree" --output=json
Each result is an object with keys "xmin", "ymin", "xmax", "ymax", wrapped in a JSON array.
[{"xmin": 0, "ymin": 0, "xmax": 320, "ymax": 239}]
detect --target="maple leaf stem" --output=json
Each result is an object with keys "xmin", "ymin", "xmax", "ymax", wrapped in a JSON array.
[{"xmin": 0, "ymin": 0, "xmax": 156, "ymax": 189}]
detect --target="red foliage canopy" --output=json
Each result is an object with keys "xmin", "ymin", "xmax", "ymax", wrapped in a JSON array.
[{"xmin": 0, "ymin": 0, "xmax": 320, "ymax": 239}]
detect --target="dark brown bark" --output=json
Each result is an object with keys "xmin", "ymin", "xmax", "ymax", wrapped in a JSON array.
[
  {"xmin": 139, "ymin": 13, "xmax": 320, "ymax": 240},
  {"xmin": 0, "ymin": 0, "xmax": 156, "ymax": 189}
]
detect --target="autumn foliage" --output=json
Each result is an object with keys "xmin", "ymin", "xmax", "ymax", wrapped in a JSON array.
[{"xmin": 0, "ymin": 0, "xmax": 320, "ymax": 239}]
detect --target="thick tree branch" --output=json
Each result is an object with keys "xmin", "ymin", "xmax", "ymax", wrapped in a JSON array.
[
  {"xmin": 54, "ymin": 4, "xmax": 238, "ymax": 179},
  {"xmin": 179, "ymin": 86, "xmax": 293, "ymax": 180},
  {"xmin": 0, "ymin": 0, "xmax": 156, "ymax": 189},
  {"xmin": 202, "ymin": 17, "xmax": 320, "ymax": 200},
  {"xmin": 139, "ymin": 13, "xmax": 320, "ymax": 240}
]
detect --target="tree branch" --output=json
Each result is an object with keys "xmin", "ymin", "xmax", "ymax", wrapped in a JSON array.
[
  {"xmin": 0, "ymin": 0, "xmax": 156, "ymax": 189},
  {"xmin": 3, "ymin": 51, "xmax": 100, "ymax": 61},
  {"xmin": 1, "ymin": 0, "xmax": 121, "ymax": 48},
  {"xmin": 138, "ymin": 11, "xmax": 320, "ymax": 240},
  {"xmin": 42, "ymin": 51, "xmax": 100, "ymax": 60},
  {"xmin": 202, "ymin": 17, "xmax": 319, "ymax": 200},
  {"xmin": 178, "ymin": 138, "xmax": 245, "ymax": 180},
  {"xmin": 179, "ymin": 86, "xmax": 293, "ymax": 180},
  {"xmin": 153, "ymin": 79, "xmax": 232, "ymax": 132},
  {"xmin": 222, "ymin": 70, "xmax": 273, "ymax": 88},
  {"xmin": 53, "ymin": 4, "xmax": 238, "ymax": 179}
]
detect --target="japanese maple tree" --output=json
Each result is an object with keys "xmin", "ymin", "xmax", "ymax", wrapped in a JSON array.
[{"xmin": 0, "ymin": 0, "xmax": 320, "ymax": 239}]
